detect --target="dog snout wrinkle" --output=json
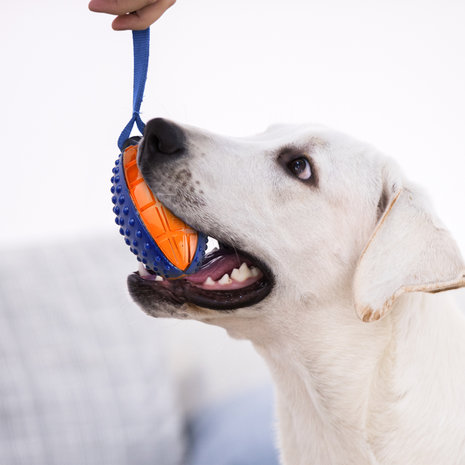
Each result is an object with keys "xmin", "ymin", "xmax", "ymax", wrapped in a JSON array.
[{"xmin": 142, "ymin": 118, "xmax": 186, "ymax": 161}]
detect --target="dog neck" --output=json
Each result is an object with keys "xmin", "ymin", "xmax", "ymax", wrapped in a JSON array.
[{"xmin": 246, "ymin": 291, "xmax": 465, "ymax": 465}]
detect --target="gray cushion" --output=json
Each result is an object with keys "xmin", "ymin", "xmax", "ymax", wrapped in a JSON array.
[{"xmin": 0, "ymin": 236, "xmax": 184, "ymax": 465}]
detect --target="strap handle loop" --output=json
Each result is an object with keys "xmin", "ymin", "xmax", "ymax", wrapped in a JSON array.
[{"xmin": 118, "ymin": 28, "xmax": 150, "ymax": 150}]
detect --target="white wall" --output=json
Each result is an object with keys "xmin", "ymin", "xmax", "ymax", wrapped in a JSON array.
[{"xmin": 2, "ymin": 0, "xmax": 465, "ymax": 250}]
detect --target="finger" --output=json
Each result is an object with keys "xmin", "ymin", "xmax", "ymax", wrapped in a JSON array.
[
  {"xmin": 88, "ymin": 0, "xmax": 157, "ymax": 16},
  {"xmin": 111, "ymin": 0, "xmax": 176, "ymax": 30}
]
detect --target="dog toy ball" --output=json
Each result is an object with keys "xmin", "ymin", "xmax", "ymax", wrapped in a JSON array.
[
  {"xmin": 111, "ymin": 28, "xmax": 207, "ymax": 278},
  {"xmin": 111, "ymin": 136, "xmax": 208, "ymax": 278}
]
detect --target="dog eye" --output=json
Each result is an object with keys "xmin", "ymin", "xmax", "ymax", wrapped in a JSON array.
[{"xmin": 287, "ymin": 157, "xmax": 311, "ymax": 180}]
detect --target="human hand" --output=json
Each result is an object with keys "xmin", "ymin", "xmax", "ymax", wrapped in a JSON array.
[{"xmin": 88, "ymin": 0, "xmax": 176, "ymax": 30}]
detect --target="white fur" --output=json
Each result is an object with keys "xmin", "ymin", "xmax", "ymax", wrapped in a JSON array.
[{"xmin": 136, "ymin": 122, "xmax": 465, "ymax": 464}]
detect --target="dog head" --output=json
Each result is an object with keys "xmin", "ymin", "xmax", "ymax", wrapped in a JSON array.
[{"xmin": 128, "ymin": 118, "xmax": 465, "ymax": 337}]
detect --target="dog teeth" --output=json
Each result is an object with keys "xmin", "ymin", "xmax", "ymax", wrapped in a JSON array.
[
  {"xmin": 138, "ymin": 263, "xmax": 164, "ymax": 281},
  {"xmin": 201, "ymin": 264, "xmax": 260, "ymax": 287},
  {"xmin": 218, "ymin": 273, "xmax": 232, "ymax": 285},
  {"xmin": 231, "ymin": 262, "xmax": 253, "ymax": 282},
  {"xmin": 250, "ymin": 266, "xmax": 260, "ymax": 278},
  {"xmin": 138, "ymin": 263, "xmax": 150, "ymax": 277}
]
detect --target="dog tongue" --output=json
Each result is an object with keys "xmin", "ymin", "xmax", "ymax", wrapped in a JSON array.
[{"xmin": 185, "ymin": 251, "xmax": 249, "ymax": 284}]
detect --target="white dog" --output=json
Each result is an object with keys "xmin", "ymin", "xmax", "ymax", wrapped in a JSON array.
[{"xmin": 128, "ymin": 118, "xmax": 465, "ymax": 465}]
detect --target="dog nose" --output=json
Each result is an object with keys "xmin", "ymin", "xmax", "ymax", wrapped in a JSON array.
[{"xmin": 142, "ymin": 118, "xmax": 186, "ymax": 159}]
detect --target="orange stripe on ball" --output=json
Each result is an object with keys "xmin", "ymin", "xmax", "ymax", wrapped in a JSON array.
[{"xmin": 123, "ymin": 145, "xmax": 198, "ymax": 271}]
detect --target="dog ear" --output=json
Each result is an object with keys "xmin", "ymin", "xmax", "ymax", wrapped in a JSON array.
[{"xmin": 353, "ymin": 188, "xmax": 465, "ymax": 322}]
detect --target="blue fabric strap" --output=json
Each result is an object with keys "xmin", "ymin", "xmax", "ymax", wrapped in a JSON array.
[{"xmin": 118, "ymin": 28, "xmax": 150, "ymax": 150}]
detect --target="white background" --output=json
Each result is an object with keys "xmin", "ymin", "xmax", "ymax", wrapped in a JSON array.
[{"xmin": 1, "ymin": 0, "xmax": 465, "ymax": 249}]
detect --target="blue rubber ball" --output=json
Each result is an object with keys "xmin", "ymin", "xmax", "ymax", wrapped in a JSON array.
[{"xmin": 111, "ymin": 137, "xmax": 208, "ymax": 278}]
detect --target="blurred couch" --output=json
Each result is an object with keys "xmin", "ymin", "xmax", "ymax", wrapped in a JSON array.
[{"xmin": 0, "ymin": 235, "xmax": 279, "ymax": 465}]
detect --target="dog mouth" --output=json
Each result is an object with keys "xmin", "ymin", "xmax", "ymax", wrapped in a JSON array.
[{"xmin": 127, "ymin": 241, "xmax": 274, "ymax": 311}]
